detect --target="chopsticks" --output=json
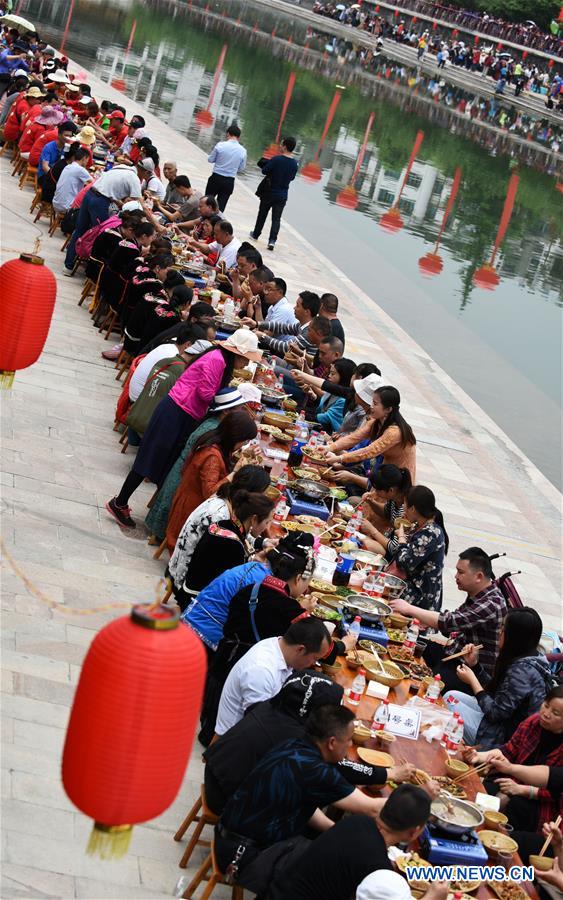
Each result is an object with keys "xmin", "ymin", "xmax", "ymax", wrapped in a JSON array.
[
  {"xmin": 452, "ymin": 761, "xmax": 490, "ymax": 783},
  {"xmin": 442, "ymin": 644, "xmax": 484, "ymax": 663},
  {"xmin": 317, "ymin": 522, "xmax": 342, "ymax": 539},
  {"xmin": 538, "ymin": 815, "xmax": 562, "ymax": 857}
]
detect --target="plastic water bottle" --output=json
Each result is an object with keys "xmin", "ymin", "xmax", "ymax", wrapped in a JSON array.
[
  {"xmin": 370, "ymin": 699, "xmax": 390, "ymax": 735},
  {"xmin": 447, "ymin": 717, "xmax": 464, "ymax": 755},
  {"xmin": 104, "ymin": 152, "xmax": 114, "ymax": 171},
  {"xmin": 441, "ymin": 710, "xmax": 459, "ymax": 749},
  {"xmin": 348, "ymin": 669, "xmax": 366, "ymax": 706},
  {"xmin": 223, "ymin": 297, "xmax": 235, "ymax": 319},
  {"xmin": 425, "ymin": 674, "xmax": 442, "ymax": 703},
  {"xmin": 288, "ymin": 417, "xmax": 309, "ymax": 468},
  {"xmin": 403, "ymin": 618, "xmax": 420, "ymax": 653},
  {"xmin": 273, "ymin": 498, "xmax": 289, "ymax": 522},
  {"xmin": 348, "ymin": 616, "xmax": 362, "ymax": 643}
]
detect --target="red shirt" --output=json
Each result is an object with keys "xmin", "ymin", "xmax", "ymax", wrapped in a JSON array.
[
  {"xmin": 29, "ymin": 128, "xmax": 58, "ymax": 166},
  {"xmin": 4, "ymin": 95, "xmax": 30, "ymax": 141},
  {"xmin": 108, "ymin": 123, "xmax": 129, "ymax": 149},
  {"xmin": 18, "ymin": 119, "xmax": 46, "ymax": 153},
  {"xmin": 80, "ymin": 144, "xmax": 94, "ymax": 167}
]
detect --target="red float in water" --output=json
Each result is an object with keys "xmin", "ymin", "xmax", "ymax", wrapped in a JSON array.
[
  {"xmin": 0, "ymin": 253, "xmax": 57, "ymax": 388},
  {"xmin": 380, "ymin": 208, "xmax": 404, "ymax": 232},
  {"xmin": 62, "ymin": 604, "xmax": 206, "ymax": 858},
  {"xmin": 473, "ymin": 264, "xmax": 501, "ymax": 290},
  {"xmin": 111, "ymin": 78, "xmax": 127, "ymax": 93}
]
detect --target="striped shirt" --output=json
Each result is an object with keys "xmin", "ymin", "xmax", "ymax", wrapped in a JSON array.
[{"xmin": 258, "ymin": 319, "xmax": 315, "ymax": 357}]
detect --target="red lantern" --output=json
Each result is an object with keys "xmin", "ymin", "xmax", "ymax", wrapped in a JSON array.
[
  {"xmin": 432, "ymin": 21, "xmax": 438, "ymax": 30},
  {"xmin": 336, "ymin": 184, "xmax": 359, "ymax": 209},
  {"xmin": 522, "ymin": 50, "xmax": 528, "ymax": 59},
  {"xmin": 548, "ymin": 59, "xmax": 554, "ymax": 68},
  {"xmin": 62, "ymin": 605, "xmax": 206, "ymax": 858},
  {"xmin": 110, "ymin": 78, "xmax": 127, "ymax": 93},
  {"xmin": 0, "ymin": 253, "xmax": 57, "ymax": 388},
  {"xmin": 412, "ymin": 16, "xmax": 417, "ymax": 24}
]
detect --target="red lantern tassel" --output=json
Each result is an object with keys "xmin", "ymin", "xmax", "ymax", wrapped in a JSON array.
[{"xmin": 87, "ymin": 823, "xmax": 132, "ymax": 860}]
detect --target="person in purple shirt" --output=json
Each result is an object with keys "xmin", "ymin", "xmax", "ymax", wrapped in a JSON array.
[{"xmin": 250, "ymin": 136, "xmax": 299, "ymax": 251}]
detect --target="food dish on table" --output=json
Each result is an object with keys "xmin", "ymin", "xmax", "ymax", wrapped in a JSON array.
[
  {"xmin": 292, "ymin": 467, "xmax": 321, "ymax": 481},
  {"xmin": 296, "ymin": 514, "xmax": 325, "ymax": 526},
  {"xmin": 434, "ymin": 776, "xmax": 467, "ymax": 799},
  {"xmin": 357, "ymin": 748, "xmax": 394, "ymax": 768},
  {"xmin": 385, "ymin": 628, "xmax": 408, "ymax": 643},
  {"xmin": 450, "ymin": 881, "xmax": 480, "ymax": 894},
  {"xmin": 309, "ymin": 578, "xmax": 337, "ymax": 593},
  {"xmin": 358, "ymin": 640, "xmax": 387, "ymax": 656},
  {"xmin": 312, "ymin": 606, "xmax": 342, "ymax": 622},
  {"xmin": 479, "ymin": 831, "xmax": 518, "ymax": 854},
  {"xmin": 487, "ymin": 882, "xmax": 528, "ymax": 900},
  {"xmin": 363, "ymin": 659, "xmax": 407, "ymax": 687}
]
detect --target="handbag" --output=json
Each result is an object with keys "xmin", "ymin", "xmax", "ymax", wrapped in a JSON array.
[{"xmin": 255, "ymin": 174, "xmax": 272, "ymax": 199}]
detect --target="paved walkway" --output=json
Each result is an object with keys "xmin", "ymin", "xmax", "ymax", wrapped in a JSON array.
[{"xmin": 1, "ymin": 62, "xmax": 561, "ymax": 899}]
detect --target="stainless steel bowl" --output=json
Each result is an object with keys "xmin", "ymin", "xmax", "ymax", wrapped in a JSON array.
[
  {"xmin": 381, "ymin": 574, "xmax": 407, "ymax": 600},
  {"xmin": 344, "ymin": 594, "xmax": 392, "ymax": 621},
  {"xmin": 430, "ymin": 797, "xmax": 484, "ymax": 835}
]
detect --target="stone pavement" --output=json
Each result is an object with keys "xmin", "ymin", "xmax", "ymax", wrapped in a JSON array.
[{"xmin": 1, "ymin": 62, "xmax": 561, "ymax": 899}]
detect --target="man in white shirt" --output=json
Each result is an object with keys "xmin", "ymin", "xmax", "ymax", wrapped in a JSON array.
[
  {"xmin": 207, "ymin": 220, "xmax": 241, "ymax": 270},
  {"xmin": 137, "ymin": 157, "xmax": 166, "ymax": 202},
  {"xmin": 215, "ymin": 618, "xmax": 331, "ymax": 736},
  {"xmin": 206, "ymin": 122, "xmax": 247, "ymax": 211},
  {"xmin": 128, "ymin": 323, "xmax": 196, "ymax": 402}
]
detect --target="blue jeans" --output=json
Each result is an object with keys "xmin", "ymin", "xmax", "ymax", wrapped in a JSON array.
[
  {"xmin": 65, "ymin": 190, "xmax": 110, "ymax": 269},
  {"xmin": 444, "ymin": 691, "xmax": 483, "ymax": 745}
]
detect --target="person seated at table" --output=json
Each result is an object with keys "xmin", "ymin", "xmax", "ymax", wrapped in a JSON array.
[
  {"xmin": 303, "ymin": 358, "xmax": 356, "ymax": 433},
  {"xmin": 165, "ymin": 408, "xmax": 259, "ymax": 553},
  {"xmin": 153, "ymin": 174, "xmax": 202, "ymax": 227},
  {"xmin": 277, "ymin": 783, "xmax": 433, "ymax": 900},
  {"xmin": 386, "ymin": 485, "xmax": 449, "ymax": 612},
  {"xmin": 444, "ymin": 607, "xmax": 553, "ymax": 748},
  {"xmin": 324, "ymin": 385, "xmax": 416, "ymax": 481},
  {"xmin": 98, "ymin": 222, "xmax": 156, "ymax": 315},
  {"xmin": 52, "ymin": 146, "xmax": 93, "ymax": 214},
  {"xmin": 121, "ymin": 252, "xmax": 175, "ymax": 353},
  {"xmin": 137, "ymin": 157, "xmax": 165, "ymax": 201},
  {"xmin": 464, "ymin": 686, "xmax": 563, "ymax": 835},
  {"xmin": 201, "ymin": 531, "xmax": 318, "ymax": 708},
  {"xmin": 236, "ymin": 264, "xmax": 274, "ymax": 320},
  {"xmin": 391, "ymin": 546, "xmax": 507, "ymax": 692},
  {"xmin": 129, "ymin": 280, "xmax": 193, "ymax": 356},
  {"xmin": 214, "ymin": 704, "xmax": 390, "ymax": 896},
  {"xmin": 301, "ymin": 366, "xmax": 382, "ymax": 439},
  {"xmin": 125, "ymin": 327, "xmax": 207, "ymax": 445},
  {"xmin": 355, "ymin": 463, "xmax": 413, "ymax": 557},
  {"xmin": 180, "ymin": 485, "xmax": 274, "ymax": 602},
  {"xmin": 204, "ymin": 670, "xmax": 417, "ymax": 816},
  {"xmin": 241, "ymin": 276, "xmax": 297, "ymax": 328},
  {"xmin": 138, "ymin": 300, "xmax": 216, "ymax": 355},
  {"xmin": 39, "ymin": 139, "xmax": 81, "ymax": 206},
  {"xmin": 257, "ymin": 289, "xmax": 320, "ymax": 356},
  {"xmin": 228, "ymin": 244, "xmax": 262, "ymax": 296},
  {"xmin": 180, "ymin": 194, "xmax": 221, "ymax": 237},
  {"xmin": 189, "ymin": 219, "xmax": 241, "ymax": 269}
]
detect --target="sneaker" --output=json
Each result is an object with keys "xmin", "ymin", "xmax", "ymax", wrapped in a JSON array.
[
  {"xmin": 62, "ymin": 266, "xmax": 74, "ymax": 276},
  {"xmin": 267, "ymin": 242, "xmax": 275, "ymax": 251},
  {"xmin": 102, "ymin": 344, "xmax": 123, "ymax": 361},
  {"xmin": 249, "ymin": 231, "xmax": 259, "ymax": 240},
  {"xmin": 105, "ymin": 497, "xmax": 136, "ymax": 529}
]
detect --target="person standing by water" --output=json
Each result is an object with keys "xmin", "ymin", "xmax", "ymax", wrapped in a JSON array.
[
  {"xmin": 250, "ymin": 136, "xmax": 299, "ymax": 251},
  {"xmin": 205, "ymin": 122, "xmax": 247, "ymax": 212}
]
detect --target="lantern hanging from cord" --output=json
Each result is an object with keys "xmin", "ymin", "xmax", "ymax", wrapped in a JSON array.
[
  {"xmin": 0, "ymin": 253, "xmax": 57, "ymax": 389},
  {"xmin": 62, "ymin": 604, "xmax": 207, "ymax": 859}
]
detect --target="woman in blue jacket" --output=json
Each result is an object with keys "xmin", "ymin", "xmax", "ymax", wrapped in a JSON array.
[
  {"xmin": 316, "ymin": 358, "xmax": 356, "ymax": 434},
  {"xmin": 445, "ymin": 607, "xmax": 554, "ymax": 748}
]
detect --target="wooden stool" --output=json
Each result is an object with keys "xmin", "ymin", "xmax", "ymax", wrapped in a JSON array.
[
  {"xmin": 18, "ymin": 164, "xmax": 37, "ymax": 190},
  {"xmin": 33, "ymin": 200, "xmax": 53, "ymax": 225},
  {"xmin": 175, "ymin": 785, "xmax": 218, "ymax": 870},
  {"xmin": 12, "ymin": 152, "xmax": 25, "ymax": 177},
  {"xmin": 60, "ymin": 234, "xmax": 71, "ymax": 251},
  {"xmin": 182, "ymin": 842, "xmax": 244, "ymax": 899},
  {"xmin": 153, "ymin": 538, "xmax": 168, "ymax": 560},
  {"xmin": 49, "ymin": 211, "xmax": 65, "ymax": 237},
  {"xmin": 78, "ymin": 278, "xmax": 95, "ymax": 306},
  {"xmin": 0, "ymin": 139, "xmax": 17, "ymax": 158},
  {"xmin": 29, "ymin": 186, "xmax": 43, "ymax": 214}
]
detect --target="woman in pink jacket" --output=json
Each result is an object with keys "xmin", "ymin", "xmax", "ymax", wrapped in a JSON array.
[{"xmin": 106, "ymin": 330, "xmax": 262, "ymax": 529}]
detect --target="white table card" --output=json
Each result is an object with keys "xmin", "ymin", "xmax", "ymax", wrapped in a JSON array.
[{"xmin": 385, "ymin": 703, "xmax": 421, "ymax": 740}]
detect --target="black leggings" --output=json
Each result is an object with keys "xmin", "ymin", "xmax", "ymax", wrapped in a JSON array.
[{"xmin": 116, "ymin": 470, "xmax": 144, "ymax": 507}]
